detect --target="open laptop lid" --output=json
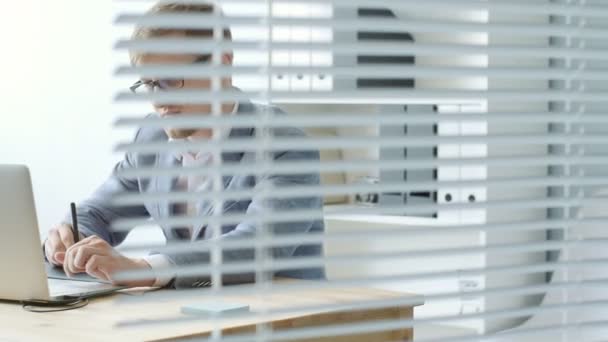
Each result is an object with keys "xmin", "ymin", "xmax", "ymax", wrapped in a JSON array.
[
  {"xmin": 0, "ymin": 165, "xmax": 52, "ymax": 301},
  {"xmin": 0, "ymin": 165, "xmax": 124, "ymax": 302}
]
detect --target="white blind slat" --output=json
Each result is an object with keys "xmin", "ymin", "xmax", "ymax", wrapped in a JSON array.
[
  {"xmin": 117, "ymin": 0, "xmax": 608, "ymax": 18},
  {"xmin": 110, "ymin": 196, "xmax": 608, "ymax": 231},
  {"xmin": 115, "ymin": 39, "xmax": 608, "ymax": 60},
  {"xmin": 115, "ymin": 14, "xmax": 608, "ymax": 40},
  {"xmin": 115, "ymin": 216, "xmax": 608, "ymax": 255},
  {"xmin": 116, "ymin": 65, "xmax": 608, "ymax": 81},
  {"xmin": 113, "ymin": 156, "xmax": 608, "ymax": 179}
]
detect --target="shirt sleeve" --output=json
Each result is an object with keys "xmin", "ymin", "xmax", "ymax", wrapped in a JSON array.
[{"xmin": 143, "ymin": 254, "xmax": 176, "ymax": 287}]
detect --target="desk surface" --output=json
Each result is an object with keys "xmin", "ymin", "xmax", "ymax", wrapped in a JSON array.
[{"xmin": 0, "ymin": 282, "xmax": 423, "ymax": 342}]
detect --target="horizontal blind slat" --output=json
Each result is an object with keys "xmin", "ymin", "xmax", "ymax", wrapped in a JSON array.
[
  {"xmin": 115, "ymin": 262, "xmax": 608, "ymax": 305},
  {"xmin": 115, "ymin": 156, "xmax": 608, "ymax": 179},
  {"xmin": 115, "ymin": 90, "xmax": 608, "ymax": 104},
  {"xmin": 110, "ymin": 176, "xmax": 608, "ymax": 206},
  {"xmin": 111, "ymin": 197, "xmax": 608, "ymax": 230},
  {"xmin": 116, "ymin": 216, "xmax": 608, "ymax": 255},
  {"xmin": 115, "ymin": 40, "xmax": 608, "ymax": 60},
  {"xmin": 113, "ymin": 111, "xmax": 607, "ymax": 130},
  {"xmin": 115, "ymin": 14, "xmax": 608, "ymax": 40},
  {"xmin": 116, "ymin": 65, "xmax": 608, "ymax": 81},
  {"xmin": 117, "ymin": 0, "xmax": 608, "ymax": 18},
  {"xmin": 115, "ymin": 134, "xmax": 606, "ymax": 155},
  {"xmin": 114, "ymin": 239, "xmax": 608, "ymax": 283}
]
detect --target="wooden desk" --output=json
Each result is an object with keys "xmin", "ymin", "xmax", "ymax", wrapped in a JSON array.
[{"xmin": 0, "ymin": 284, "xmax": 423, "ymax": 342}]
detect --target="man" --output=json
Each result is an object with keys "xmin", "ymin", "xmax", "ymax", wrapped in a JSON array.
[{"xmin": 43, "ymin": 2, "xmax": 325, "ymax": 289}]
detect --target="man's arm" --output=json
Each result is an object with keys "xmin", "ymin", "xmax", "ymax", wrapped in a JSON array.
[
  {"xmin": 45, "ymin": 129, "xmax": 150, "ymax": 266},
  {"xmin": 59, "ymin": 152, "xmax": 149, "ymax": 246},
  {"xmin": 155, "ymin": 147, "xmax": 323, "ymax": 289}
]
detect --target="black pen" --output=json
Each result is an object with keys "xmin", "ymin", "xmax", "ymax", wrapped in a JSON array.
[{"xmin": 70, "ymin": 202, "xmax": 80, "ymax": 243}]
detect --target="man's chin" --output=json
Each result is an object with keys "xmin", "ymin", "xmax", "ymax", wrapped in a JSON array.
[{"xmin": 166, "ymin": 128, "xmax": 196, "ymax": 139}]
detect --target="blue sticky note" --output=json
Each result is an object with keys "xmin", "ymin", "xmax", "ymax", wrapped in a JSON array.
[{"xmin": 181, "ymin": 301, "xmax": 250, "ymax": 316}]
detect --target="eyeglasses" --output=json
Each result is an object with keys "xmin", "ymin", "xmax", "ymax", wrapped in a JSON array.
[
  {"xmin": 129, "ymin": 79, "xmax": 184, "ymax": 94},
  {"xmin": 129, "ymin": 55, "xmax": 212, "ymax": 94}
]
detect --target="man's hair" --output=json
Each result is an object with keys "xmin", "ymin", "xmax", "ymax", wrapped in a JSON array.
[{"xmin": 131, "ymin": 2, "xmax": 232, "ymax": 64}]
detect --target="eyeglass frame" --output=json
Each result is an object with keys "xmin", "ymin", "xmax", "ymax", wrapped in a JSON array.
[{"xmin": 129, "ymin": 55, "xmax": 213, "ymax": 93}]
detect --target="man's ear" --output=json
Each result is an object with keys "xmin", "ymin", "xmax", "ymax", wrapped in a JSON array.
[{"xmin": 221, "ymin": 52, "xmax": 234, "ymax": 65}]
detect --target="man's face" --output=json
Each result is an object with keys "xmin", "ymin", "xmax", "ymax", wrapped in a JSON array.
[{"xmin": 135, "ymin": 43, "xmax": 233, "ymax": 139}]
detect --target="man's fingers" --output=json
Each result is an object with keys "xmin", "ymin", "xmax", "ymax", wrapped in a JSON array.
[
  {"xmin": 57, "ymin": 225, "xmax": 75, "ymax": 249},
  {"xmin": 85, "ymin": 255, "xmax": 101, "ymax": 279},
  {"xmin": 54, "ymin": 252, "xmax": 66, "ymax": 263},
  {"xmin": 63, "ymin": 235, "xmax": 94, "ymax": 276},
  {"xmin": 64, "ymin": 236, "xmax": 112, "ymax": 276},
  {"xmin": 68, "ymin": 235, "xmax": 95, "ymax": 251},
  {"xmin": 65, "ymin": 249, "xmax": 86, "ymax": 275},
  {"xmin": 74, "ymin": 246, "xmax": 106, "ymax": 269},
  {"xmin": 97, "ymin": 265, "xmax": 115, "ymax": 284},
  {"xmin": 64, "ymin": 243, "xmax": 87, "ymax": 275},
  {"xmin": 46, "ymin": 229, "xmax": 65, "ymax": 266},
  {"xmin": 45, "ymin": 239, "xmax": 59, "ymax": 266},
  {"xmin": 63, "ymin": 251, "xmax": 76, "ymax": 277},
  {"xmin": 85, "ymin": 255, "xmax": 112, "ymax": 281}
]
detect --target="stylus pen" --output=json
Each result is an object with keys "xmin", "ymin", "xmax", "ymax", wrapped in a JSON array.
[{"xmin": 70, "ymin": 202, "xmax": 80, "ymax": 243}]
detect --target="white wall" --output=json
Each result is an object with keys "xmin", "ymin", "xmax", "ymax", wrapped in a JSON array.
[{"xmin": 0, "ymin": 1, "xmax": 138, "ymax": 240}]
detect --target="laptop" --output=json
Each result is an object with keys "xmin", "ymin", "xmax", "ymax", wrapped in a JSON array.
[{"xmin": 0, "ymin": 165, "xmax": 124, "ymax": 303}]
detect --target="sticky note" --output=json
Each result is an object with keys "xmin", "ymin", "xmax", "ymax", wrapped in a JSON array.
[{"xmin": 181, "ymin": 301, "xmax": 250, "ymax": 316}]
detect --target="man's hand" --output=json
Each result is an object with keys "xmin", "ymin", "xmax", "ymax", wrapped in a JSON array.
[
  {"xmin": 45, "ymin": 224, "xmax": 82, "ymax": 266},
  {"xmin": 60, "ymin": 236, "xmax": 155, "ymax": 287}
]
